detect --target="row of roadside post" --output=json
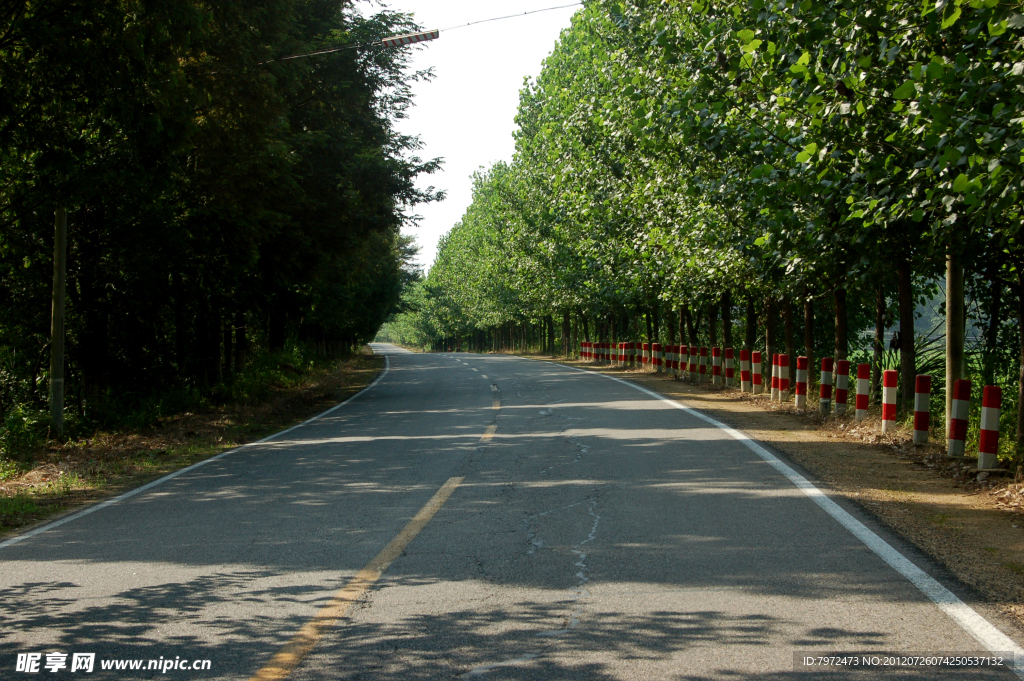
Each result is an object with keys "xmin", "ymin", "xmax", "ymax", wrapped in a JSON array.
[{"xmin": 579, "ymin": 341, "xmax": 1002, "ymax": 468}]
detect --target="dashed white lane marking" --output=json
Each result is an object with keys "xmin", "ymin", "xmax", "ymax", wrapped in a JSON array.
[
  {"xmin": 481, "ymin": 375, "xmax": 488, "ymax": 379},
  {"xmin": 561, "ymin": 363, "xmax": 1024, "ymax": 677},
  {"xmin": 0, "ymin": 356, "xmax": 393, "ymax": 550}
]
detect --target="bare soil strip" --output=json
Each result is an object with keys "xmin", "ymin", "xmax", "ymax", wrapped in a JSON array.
[{"xmin": 0, "ymin": 353, "xmax": 385, "ymax": 540}]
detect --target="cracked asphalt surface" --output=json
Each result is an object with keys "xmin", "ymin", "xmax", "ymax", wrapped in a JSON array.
[{"xmin": 1, "ymin": 344, "xmax": 1022, "ymax": 679}]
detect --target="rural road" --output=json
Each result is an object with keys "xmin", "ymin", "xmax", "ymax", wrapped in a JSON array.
[{"xmin": 1, "ymin": 343, "xmax": 1021, "ymax": 679}]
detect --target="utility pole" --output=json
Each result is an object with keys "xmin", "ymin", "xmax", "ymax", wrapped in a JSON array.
[{"xmin": 50, "ymin": 206, "xmax": 67, "ymax": 436}]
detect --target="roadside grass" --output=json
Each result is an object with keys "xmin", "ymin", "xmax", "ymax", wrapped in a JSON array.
[{"xmin": 0, "ymin": 350, "xmax": 384, "ymax": 538}]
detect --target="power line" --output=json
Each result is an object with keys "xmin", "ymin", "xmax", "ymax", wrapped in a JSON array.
[
  {"xmin": 267, "ymin": 3, "xmax": 585, "ymax": 64},
  {"xmin": 440, "ymin": 3, "xmax": 584, "ymax": 33}
]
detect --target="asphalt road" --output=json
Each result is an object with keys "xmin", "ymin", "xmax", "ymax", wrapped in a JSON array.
[{"xmin": 2, "ymin": 344, "xmax": 1022, "ymax": 679}]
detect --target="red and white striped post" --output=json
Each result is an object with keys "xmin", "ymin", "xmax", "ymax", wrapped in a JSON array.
[
  {"xmin": 881, "ymin": 370, "xmax": 898, "ymax": 433},
  {"xmin": 699, "ymin": 347, "xmax": 708, "ymax": 382},
  {"xmin": 689, "ymin": 346, "xmax": 698, "ymax": 381},
  {"xmin": 795, "ymin": 356, "xmax": 808, "ymax": 410},
  {"xmin": 979, "ymin": 386, "xmax": 1002, "ymax": 470},
  {"xmin": 631, "ymin": 342, "xmax": 637, "ymax": 368},
  {"xmin": 770, "ymin": 354, "xmax": 779, "ymax": 401},
  {"xmin": 653, "ymin": 343, "xmax": 662, "ymax": 373},
  {"xmin": 947, "ymin": 379, "xmax": 971, "ymax": 457},
  {"xmin": 835, "ymin": 360, "xmax": 850, "ymax": 415},
  {"xmin": 779, "ymin": 355, "xmax": 791, "ymax": 402},
  {"xmin": 619, "ymin": 342, "xmax": 626, "ymax": 367},
  {"xmin": 725, "ymin": 348, "xmax": 735, "ymax": 387},
  {"xmin": 642, "ymin": 343, "xmax": 649, "ymax": 369},
  {"xmin": 819, "ymin": 358, "xmax": 833, "ymax": 416},
  {"xmin": 680, "ymin": 345, "xmax": 689, "ymax": 378},
  {"xmin": 752, "ymin": 351, "xmax": 763, "ymax": 394},
  {"xmin": 913, "ymin": 375, "xmax": 931, "ymax": 444},
  {"xmin": 740, "ymin": 350, "xmax": 751, "ymax": 392},
  {"xmin": 855, "ymin": 363, "xmax": 870, "ymax": 421},
  {"xmin": 712, "ymin": 347, "xmax": 723, "ymax": 385}
]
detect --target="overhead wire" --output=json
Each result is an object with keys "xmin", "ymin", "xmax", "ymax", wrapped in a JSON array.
[{"xmin": 266, "ymin": 2, "xmax": 584, "ymax": 64}]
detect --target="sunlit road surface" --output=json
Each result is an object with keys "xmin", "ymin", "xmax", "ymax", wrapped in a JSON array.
[{"xmin": 1, "ymin": 344, "xmax": 1021, "ymax": 679}]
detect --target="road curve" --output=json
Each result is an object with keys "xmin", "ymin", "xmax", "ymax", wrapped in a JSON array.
[{"xmin": 1, "ymin": 344, "xmax": 1020, "ymax": 679}]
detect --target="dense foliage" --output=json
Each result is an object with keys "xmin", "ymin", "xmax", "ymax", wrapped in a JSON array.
[
  {"xmin": 0, "ymin": 0, "xmax": 435, "ymax": 428},
  {"xmin": 402, "ymin": 0, "xmax": 1024, "ymax": 456}
]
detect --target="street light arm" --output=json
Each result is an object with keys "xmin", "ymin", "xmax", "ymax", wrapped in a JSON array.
[{"xmin": 380, "ymin": 30, "xmax": 440, "ymax": 48}]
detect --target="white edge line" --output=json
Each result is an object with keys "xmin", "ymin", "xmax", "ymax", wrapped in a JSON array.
[
  {"xmin": 557, "ymin": 362, "xmax": 1024, "ymax": 676},
  {"xmin": 0, "ymin": 355, "xmax": 391, "ymax": 551}
]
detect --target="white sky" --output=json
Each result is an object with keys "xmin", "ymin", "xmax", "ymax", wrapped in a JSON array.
[{"xmin": 380, "ymin": 1, "xmax": 581, "ymax": 272}]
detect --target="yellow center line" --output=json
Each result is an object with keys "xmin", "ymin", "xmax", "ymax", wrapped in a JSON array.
[
  {"xmin": 249, "ymin": 476, "xmax": 464, "ymax": 681},
  {"xmin": 480, "ymin": 398, "xmax": 501, "ymax": 441}
]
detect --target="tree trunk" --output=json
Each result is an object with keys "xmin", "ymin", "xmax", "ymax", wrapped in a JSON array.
[
  {"xmin": 235, "ymin": 311, "xmax": 246, "ymax": 373},
  {"xmin": 897, "ymin": 257, "xmax": 917, "ymax": 411},
  {"xmin": 645, "ymin": 311, "xmax": 652, "ymax": 344},
  {"xmin": 49, "ymin": 206, "xmax": 67, "ymax": 435},
  {"xmin": 562, "ymin": 310, "xmax": 571, "ymax": 356},
  {"xmin": 173, "ymin": 271, "xmax": 187, "ymax": 370},
  {"xmin": 745, "ymin": 296, "xmax": 756, "ymax": 350},
  {"xmin": 546, "ymin": 314, "xmax": 555, "ymax": 355},
  {"xmin": 784, "ymin": 301, "xmax": 796, "ymax": 364},
  {"xmin": 223, "ymin": 315, "xmax": 233, "ymax": 380},
  {"xmin": 983, "ymin": 274, "xmax": 1002, "ymax": 387},
  {"xmin": 667, "ymin": 308, "xmax": 676, "ymax": 345},
  {"xmin": 709, "ymin": 303, "xmax": 718, "ymax": 348},
  {"xmin": 1017, "ymin": 272, "xmax": 1024, "ymax": 452},
  {"xmin": 685, "ymin": 305, "xmax": 696, "ymax": 347},
  {"xmin": 268, "ymin": 309, "xmax": 286, "ymax": 352},
  {"xmin": 834, "ymin": 284, "xmax": 848, "ymax": 361},
  {"xmin": 873, "ymin": 282, "xmax": 885, "ymax": 399},
  {"xmin": 765, "ymin": 298, "xmax": 777, "ymax": 367},
  {"xmin": 946, "ymin": 250, "xmax": 965, "ymax": 426},
  {"xmin": 722, "ymin": 290, "xmax": 733, "ymax": 348},
  {"xmin": 652, "ymin": 304, "xmax": 660, "ymax": 342},
  {"xmin": 579, "ymin": 308, "xmax": 590, "ymax": 343},
  {"xmin": 803, "ymin": 292, "xmax": 814, "ymax": 384}
]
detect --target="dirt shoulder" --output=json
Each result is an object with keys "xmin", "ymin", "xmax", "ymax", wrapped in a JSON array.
[
  {"xmin": 0, "ymin": 352, "xmax": 385, "ymax": 540},
  {"xmin": 530, "ymin": 355, "xmax": 1024, "ymax": 629}
]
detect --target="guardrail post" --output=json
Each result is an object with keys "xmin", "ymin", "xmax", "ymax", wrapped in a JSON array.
[
  {"xmin": 771, "ymin": 354, "xmax": 779, "ymax": 401},
  {"xmin": 947, "ymin": 378, "xmax": 971, "ymax": 457},
  {"xmin": 752, "ymin": 351, "xmax": 763, "ymax": 394},
  {"xmin": 881, "ymin": 369, "xmax": 898, "ymax": 433},
  {"xmin": 856, "ymin": 363, "xmax": 871, "ymax": 421},
  {"xmin": 913, "ymin": 375, "xmax": 931, "ymax": 444},
  {"xmin": 819, "ymin": 358, "xmax": 833, "ymax": 416},
  {"xmin": 795, "ymin": 356, "xmax": 808, "ymax": 410},
  {"xmin": 778, "ymin": 354, "xmax": 790, "ymax": 402},
  {"xmin": 979, "ymin": 385, "xmax": 1002, "ymax": 470}
]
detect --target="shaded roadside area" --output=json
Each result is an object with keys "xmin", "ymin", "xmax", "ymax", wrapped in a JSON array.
[{"xmin": 0, "ymin": 352, "xmax": 385, "ymax": 540}]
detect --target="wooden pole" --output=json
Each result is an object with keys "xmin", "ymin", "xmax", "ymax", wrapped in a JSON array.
[{"xmin": 50, "ymin": 207, "xmax": 67, "ymax": 436}]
